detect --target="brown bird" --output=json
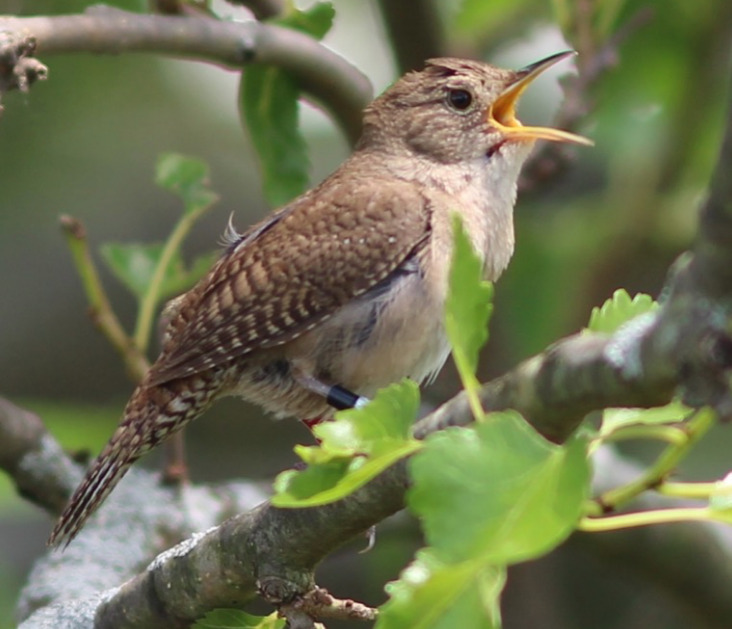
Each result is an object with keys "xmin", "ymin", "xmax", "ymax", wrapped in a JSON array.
[{"xmin": 49, "ymin": 52, "xmax": 590, "ymax": 548}]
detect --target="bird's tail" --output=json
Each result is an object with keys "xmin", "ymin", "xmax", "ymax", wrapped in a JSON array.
[{"xmin": 48, "ymin": 374, "xmax": 218, "ymax": 548}]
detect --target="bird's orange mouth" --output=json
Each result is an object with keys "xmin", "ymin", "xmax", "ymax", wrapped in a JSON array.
[{"xmin": 488, "ymin": 51, "xmax": 593, "ymax": 146}]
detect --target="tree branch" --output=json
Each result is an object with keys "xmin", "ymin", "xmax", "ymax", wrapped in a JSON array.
[
  {"xmin": 0, "ymin": 7, "xmax": 372, "ymax": 144},
  {"xmin": 0, "ymin": 397, "xmax": 79, "ymax": 515}
]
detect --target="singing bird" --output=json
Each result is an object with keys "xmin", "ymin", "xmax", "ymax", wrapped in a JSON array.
[{"xmin": 49, "ymin": 52, "xmax": 590, "ymax": 547}]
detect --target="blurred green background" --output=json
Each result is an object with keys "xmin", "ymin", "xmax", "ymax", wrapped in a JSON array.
[{"xmin": 1, "ymin": 0, "xmax": 731, "ymax": 627}]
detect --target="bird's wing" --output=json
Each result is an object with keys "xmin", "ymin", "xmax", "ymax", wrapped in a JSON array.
[{"xmin": 147, "ymin": 177, "xmax": 432, "ymax": 386}]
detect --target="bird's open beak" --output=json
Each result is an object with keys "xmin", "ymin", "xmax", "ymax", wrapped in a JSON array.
[{"xmin": 488, "ymin": 51, "xmax": 593, "ymax": 146}]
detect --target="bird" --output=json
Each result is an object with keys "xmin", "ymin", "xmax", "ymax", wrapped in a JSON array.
[{"xmin": 49, "ymin": 51, "xmax": 591, "ymax": 548}]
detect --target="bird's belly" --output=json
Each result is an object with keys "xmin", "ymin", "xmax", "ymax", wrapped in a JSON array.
[
  {"xmin": 230, "ymin": 267, "xmax": 450, "ymax": 419},
  {"xmin": 304, "ymin": 271, "xmax": 451, "ymax": 397}
]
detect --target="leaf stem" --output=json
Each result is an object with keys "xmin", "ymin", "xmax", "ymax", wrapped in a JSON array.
[
  {"xmin": 60, "ymin": 215, "xmax": 149, "ymax": 382},
  {"xmin": 596, "ymin": 407, "xmax": 716, "ymax": 511},
  {"xmin": 657, "ymin": 481, "xmax": 719, "ymax": 499},
  {"xmin": 133, "ymin": 204, "xmax": 211, "ymax": 352},
  {"xmin": 598, "ymin": 424, "xmax": 688, "ymax": 446},
  {"xmin": 579, "ymin": 506, "xmax": 718, "ymax": 532}
]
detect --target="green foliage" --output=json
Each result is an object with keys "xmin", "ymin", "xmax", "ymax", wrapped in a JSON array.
[
  {"xmin": 378, "ymin": 550, "xmax": 504, "ymax": 629},
  {"xmin": 409, "ymin": 414, "xmax": 590, "ymax": 565},
  {"xmin": 99, "ymin": 242, "xmax": 215, "ymax": 303},
  {"xmin": 99, "ymin": 153, "xmax": 219, "ymax": 351},
  {"xmin": 584, "ymin": 290, "xmax": 689, "ymax": 440},
  {"xmin": 451, "ymin": 0, "xmax": 547, "ymax": 41},
  {"xmin": 586, "ymin": 288, "xmax": 658, "ymax": 334},
  {"xmin": 239, "ymin": 2, "xmax": 335, "ymax": 208},
  {"xmin": 193, "ymin": 609, "xmax": 285, "ymax": 629},
  {"xmin": 445, "ymin": 214, "xmax": 494, "ymax": 417},
  {"xmin": 155, "ymin": 152, "xmax": 220, "ymax": 217},
  {"xmin": 272, "ymin": 380, "xmax": 421, "ymax": 507}
]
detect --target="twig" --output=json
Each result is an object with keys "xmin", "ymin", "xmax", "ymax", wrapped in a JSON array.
[
  {"xmin": 59, "ymin": 215, "xmax": 150, "ymax": 383},
  {"xmin": 0, "ymin": 7, "xmax": 372, "ymax": 144},
  {"xmin": 596, "ymin": 407, "xmax": 716, "ymax": 511},
  {"xmin": 277, "ymin": 587, "xmax": 378, "ymax": 624},
  {"xmin": 0, "ymin": 29, "xmax": 47, "ymax": 103}
]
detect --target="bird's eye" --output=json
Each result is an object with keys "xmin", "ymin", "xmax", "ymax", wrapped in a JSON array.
[{"xmin": 447, "ymin": 88, "xmax": 473, "ymax": 111}]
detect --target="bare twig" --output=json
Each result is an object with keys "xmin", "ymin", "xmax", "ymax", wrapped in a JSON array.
[
  {"xmin": 0, "ymin": 7, "xmax": 372, "ymax": 144},
  {"xmin": 59, "ymin": 215, "xmax": 150, "ymax": 383},
  {"xmin": 277, "ymin": 587, "xmax": 378, "ymax": 624},
  {"xmin": 0, "ymin": 29, "xmax": 47, "ymax": 110}
]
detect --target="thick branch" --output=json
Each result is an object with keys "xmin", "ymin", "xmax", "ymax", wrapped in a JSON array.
[
  {"xmin": 0, "ymin": 7, "xmax": 372, "ymax": 144},
  {"xmin": 0, "ymin": 397, "xmax": 79, "ymax": 515}
]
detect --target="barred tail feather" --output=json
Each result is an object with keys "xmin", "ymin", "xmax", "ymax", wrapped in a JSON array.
[
  {"xmin": 48, "ymin": 440, "xmax": 141, "ymax": 548},
  {"xmin": 48, "ymin": 374, "xmax": 220, "ymax": 549}
]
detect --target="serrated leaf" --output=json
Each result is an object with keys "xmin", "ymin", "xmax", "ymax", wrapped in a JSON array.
[
  {"xmin": 272, "ymin": 381, "xmax": 421, "ymax": 507},
  {"xmin": 316, "ymin": 379, "xmax": 419, "ymax": 456},
  {"xmin": 155, "ymin": 153, "xmax": 219, "ymax": 217},
  {"xmin": 193, "ymin": 609, "xmax": 285, "ymax": 629},
  {"xmin": 239, "ymin": 2, "xmax": 334, "ymax": 208},
  {"xmin": 586, "ymin": 289, "xmax": 658, "ymax": 334},
  {"xmin": 445, "ymin": 214, "xmax": 493, "ymax": 412},
  {"xmin": 377, "ymin": 549, "xmax": 504, "ymax": 629},
  {"xmin": 408, "ymin": 412, "xmax": 590, "ymax": 565},
  {"xmin": 100, "ymin": 243, "xmax": 216, "ymax": 302}
]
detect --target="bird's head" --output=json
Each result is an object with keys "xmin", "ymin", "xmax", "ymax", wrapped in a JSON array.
[{"xmin": 359, "ymin": 52, "xmax": 592, "ymax": 165}]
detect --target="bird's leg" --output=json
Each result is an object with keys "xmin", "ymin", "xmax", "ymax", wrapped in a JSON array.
[
  {"xmin": 161, "ymin": 431, "xmax": 188, "ymax": 485},
  {"xmin": 291, "ymin": 367, "xmax": 370, "ymax": 432},
  {"xmin": 291, "ymin": 368, "xmax": 378, "ymax": 550}
]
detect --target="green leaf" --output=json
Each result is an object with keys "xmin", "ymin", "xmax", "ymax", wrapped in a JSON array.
[
  {"xmin": 100, "ymin": 243, "xmax": 216, "ymax": 303},
  {"xmin": 239, "ymin": 2, "xmax": 334, "ymax": 208},
  {"xmin": 155, "ymin": 153, "xmax": 219, "ymax": 217},
  {"xmin": 445, "ymin": 214, "xmax": 493, "ymax": 415},
  {"xmin": 193, "ymin": 609, "xmax": 285, "ymax": 629},
  {"xmin": 279, "ymin": 1, "xmax": 335, "ymax": 39},
  {"xmin": 377, "ymin": 549, "xmax": 504, "ymax": 629},
  {"xmin": 408, "ymin": 412, "xmax": 590, "ymax": 565},
  {"xmin": 240, "ymin": 69, "xmax": 309, "ymax": 208},
  {"xmin": 272, "ymin": 380, "xmax": 421, "ymax": 507},
  {"xmin": 586, "ymin": 289, "xmax": 658, "ymax": 334}
]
